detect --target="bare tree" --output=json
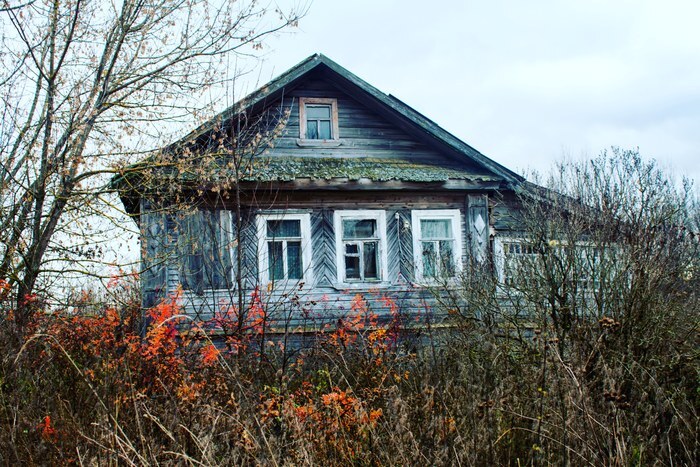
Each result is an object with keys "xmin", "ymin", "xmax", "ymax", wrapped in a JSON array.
[
  {"xmin": 0, "ymin": 0, "xmax": 304, "ymax": 333},
  {"xmin": 454, "ymin": 148, "xmax": 698, "ymax": 464}
]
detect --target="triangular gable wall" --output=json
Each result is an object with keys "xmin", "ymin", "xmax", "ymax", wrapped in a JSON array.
[
  {"xmin": 254, "ymin": 71, "xmax": 488, "ymax": 175},
  {"xmin": 178, "ymin": 54, "xmax": 523, "ymax": 186}
]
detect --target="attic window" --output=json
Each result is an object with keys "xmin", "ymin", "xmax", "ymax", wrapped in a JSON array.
[{"xmin": 298, "ymin": 98, "xmax": 340, "ymax": 146}]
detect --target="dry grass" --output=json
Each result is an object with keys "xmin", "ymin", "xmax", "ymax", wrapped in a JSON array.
[{"xmin": 0, "ymin": 284, "xmax": 696, "ymax": 466}]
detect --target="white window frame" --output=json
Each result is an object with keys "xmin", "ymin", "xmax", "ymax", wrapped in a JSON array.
[
  {"xmin": 411, "ymin": 209, "xmax": 463, "ymax": 283},
  {"xmin": 297, "ymin": 97, "xmax": 341, "ymax": 146},
  {"xmin": 494, "ymin": 236, "xmax": 607, "ymax": 295},
  {"xmin": 493, "ymin": 237, "xmax": 537, "ymax": 287},
  {"xmin": 257, "ymin": 212, "xmax": 313, "ymax": 287},
  {"xmin": 334, "ymin": 210, "xmax": 389, "ymax": 287}
]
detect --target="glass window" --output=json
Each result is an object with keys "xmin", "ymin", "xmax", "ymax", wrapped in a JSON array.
[
  {"xmin": 268, "ymin": 241, "xmax": 285, "ymax": 281},
  {"xmin": 306, "ymin": 105, "xmax": 330, "ymax": 119},
  {"xmin": 421, "ymin": 219, "xmax": 452, "ymax": 238},
  {"xmin": 178, "ymin": 210, "xmax": 234, "ymax": 293},
  {"xmin": 341, "ymin": 218, "xmax": 379, "ymax": 281},
  {"xmin": 287, "ymin": 241, "xmax": 302, "ymax": 279},
  {"xmin": 257, "ymin": 213, "xmax": 312, "ymax": 285},
  {"xmin": 419, "ymin": 219, "xmax": 455, "ymax": 278},
  {"xmin": 305, "ymin": 104, "xmax": 332, "ymax": 139},
  {"xmin": 267, "ymin": 219, "xmax": 301, "ymax": 238},
  {"xmin": 343, "ymin": 219, "xmax": 377, "ymax": 239},
  {"xmin": 412, "ymin": 210, "xmax": 462, "ymax": 282},
  {"xmin": 300, "ymin": 98, "xmax": 338, "ymax": 141},
  {"xmin": 266, "ymin": 219, "xmax": 302, "ymax": 281},
  {"xmin": 334, "ymin": 211, "xmax": 387, "ymax": 284},
  {"xmin": 494, "ymin": 239, "xmax": 533, "ymax": 288}
]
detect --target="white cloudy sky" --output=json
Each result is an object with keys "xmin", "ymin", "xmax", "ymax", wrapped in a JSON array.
[{"xmin": 244, "ymin": 0, "xmax": 700, "ymax": 184}]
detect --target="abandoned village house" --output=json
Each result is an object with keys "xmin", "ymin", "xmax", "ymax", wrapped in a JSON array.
[{"xmin": 114, "ymin": 54, "xmax": 533, "ymax": 332}]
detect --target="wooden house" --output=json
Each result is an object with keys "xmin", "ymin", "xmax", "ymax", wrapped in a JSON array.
[{"xmin": 114, "ymin": 54, "xmax": 529, "ymax": 333}]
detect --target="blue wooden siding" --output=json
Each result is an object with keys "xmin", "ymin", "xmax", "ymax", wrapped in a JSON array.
[
  {"xmin": 261, "ymin": 78, "xmax": 485, "ymax": 173},
  {"xmin": 148, "ymin": 191, "xmax": 489, "ymax": 329},
  {"xmin": 135, "ymin": 73, "xmax": 517, "ymax": 329},
  {"xmin": 310, "ymin": 209, "xmax": 335, "ymax": 287}
]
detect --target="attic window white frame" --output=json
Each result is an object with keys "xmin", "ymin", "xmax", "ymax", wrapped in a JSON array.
[
  {"xmin": 411, "ymin": 209, "xmax": 463, "ymax": 284},
  {"xmin": 257, "ymin": 212, "xmax": 313, "ymax": 287},
  {"xmin": 334, "ymin": 210, "xmax": 389, "ymax": 288},
  {"xmin": 297, "ymin": 97, "xmax": 341, "ymax": 147}
]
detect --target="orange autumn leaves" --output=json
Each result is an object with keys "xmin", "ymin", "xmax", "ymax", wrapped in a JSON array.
[
  {"xmin": 27, "ymin": 282, "xmax": 403, "ymax": 461},
  {"xmin": 37, "ymin": 415, "xmax": 57, "ymax": 442},
  {"xmin": 257, "ymin": 382, "xmax": 383, "ymax": 461}
]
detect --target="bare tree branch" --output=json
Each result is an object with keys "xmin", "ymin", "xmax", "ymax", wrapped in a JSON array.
[{"xmin": 0, "ymin": 0, "xmax": 306, "ymax": 334}]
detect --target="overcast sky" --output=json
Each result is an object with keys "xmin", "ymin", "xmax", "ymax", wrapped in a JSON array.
[{"xmin": 243, "ymin": 0, "xmax": 699, "ymax": 185}]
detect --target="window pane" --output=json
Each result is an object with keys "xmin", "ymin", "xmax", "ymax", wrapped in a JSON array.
[
  {"xmin": 345, "ymin": 255, "xmax": 360, "ymax": 279},
  {"xmin": 363, "ymin": 241, "xmax": 378, "ymax": 279},
  {"xmin": 268, "ymin": 241, "xmax": 284, "ymax": 281},
  {"xmin": 306, "ymin": 122, "xmax": 318, "ymax": 139},
  {"xmin": 343, "ymin": 219, "xmax": 376, "ymax": 239},
  {"xmin": 421, "ymin": 219, "xmax": 452, "ymax": 239},
  {"xmin": 306, "ymin": 104, "xmax": 331, "ymax": 119},
  {"xmin": 287, "ymin": 241, "xmax": 302, "ymax": 279},
  {"xmin": 346, "ymin": 243, "xmax": 359, "ymax": 255},
  {"xmin": 422, "ymin": 241, "xmax": 436, "ymax": 278},
  {"xmin": 439, "ymin": 240, "xmax": 455, "ymax": 276},
  {"xmin": 267, "ymin": 219, "xmax": 301, "ymax": 238},
  {"xmin": 318, "ymin": 120, "xmax": 332, "ymax": 139}
]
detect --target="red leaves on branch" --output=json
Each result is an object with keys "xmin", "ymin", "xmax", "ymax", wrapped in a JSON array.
[
  {"xmin": 24, "ymin": 281, "xmax": 402, "ymax": 461},
  {"xmin": 37, "ymin": 415, "xmax": 57, "ymax": 442}
]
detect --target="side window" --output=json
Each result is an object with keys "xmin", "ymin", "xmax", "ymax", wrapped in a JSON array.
[
  {"xmin": 178, "ymin": 210, "xmax": 234, "ymax": 293},
  {"xmin": 411, "ymin": 210, "xmax": 462, "ymax": 282},
  {"xmin": 496, "ymin": 239, "xmax": 538, "ymax": 287},
  {"xmin": 299, "ymin": 97, "xmax": 339, "ymax": 141},
  {"xmin": 257, "ymin": 213, "xmax": 312, "ymax": 286},
  {"xmin": 334, "ymin": 210, "xmax": 388, "ymax": 284},
  {"xmin": 495, "ymin": 238, "xmax": 603, "ymax": 294}
]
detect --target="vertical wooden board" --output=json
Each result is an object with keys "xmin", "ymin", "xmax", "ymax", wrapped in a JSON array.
[
  {"xmin": 165, "ymin": 214, "xmax": 180, "ymax": 294},
  {"xmin": 239, "ymin": 210, "xmax": 259, "ymax": 291},
  {"xmin": 467, "ymin": 194, "xmax": 489, "ymax": 264},
  {"xmin": 387, "ymin": 209, "xmax": 414, "ymax": 283},
  {"xmin": 140, "ymin": 200, "xmax": 167, "ymax": 308},
  {"xmin": 311, "ymin": 208, "xmax": 336, "ymax": 287},
  {"xmin": 386, "ymin": 209, "xmax": 400, "ymax": 282},
  {"xmin": 398, "ymin": 209, "xmax": 415, "ymax": 283}
]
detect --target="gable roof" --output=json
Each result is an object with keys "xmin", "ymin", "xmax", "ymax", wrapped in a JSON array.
[
  {"xmin": 113, "ymin": 54, "xmax": 527, "ymax": 215},
  {"xmin": 177, "ymin": 54, "xmax": 524, "ymax": 185}
]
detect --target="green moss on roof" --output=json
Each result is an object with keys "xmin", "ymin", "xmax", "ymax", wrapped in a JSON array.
[
  {"xmin": 246, "ymin": 157, "xmax": 499, "ymax": 182},
  {"xmin": 112, "ymin": 156, "xmax": 502, "ymax": 196}
]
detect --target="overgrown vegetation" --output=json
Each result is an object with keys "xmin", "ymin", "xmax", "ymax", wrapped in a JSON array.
[
  {"xmin": 0, "ymin": 0, "xmax": 303, "ymax": 333},
  {"xmin": 0, "ymin": 150, "xmax": 697, "ymax": 465}
]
